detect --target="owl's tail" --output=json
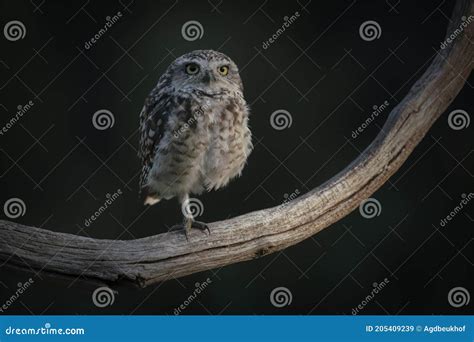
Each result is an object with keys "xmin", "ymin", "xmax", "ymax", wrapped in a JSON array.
[
  {"xmin": 140, "ymin": 183, "xmax": 160, "ymax": 206},
  {"xmin": 144, "ymin": 196, "xmax": 161, "ymax": 206}
]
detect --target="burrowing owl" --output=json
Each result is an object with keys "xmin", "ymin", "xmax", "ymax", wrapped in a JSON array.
[{"xmin": 138, "ymin": 50, "xmax": 252, "ymax": 236}]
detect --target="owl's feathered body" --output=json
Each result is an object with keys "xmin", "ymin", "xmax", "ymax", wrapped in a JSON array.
[{"xmin": 138, "ymin": 50, "xmax": 252, "ymax": 214}]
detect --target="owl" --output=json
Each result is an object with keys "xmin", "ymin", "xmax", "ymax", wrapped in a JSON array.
[{"xmin": 138, "ymin": 50, "xmax": 252, "ymax": 237}]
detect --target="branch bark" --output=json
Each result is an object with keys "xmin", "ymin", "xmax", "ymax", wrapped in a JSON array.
[{"xmin": 1, "ymin": 0, "xmax": 473, "ymax": 288}]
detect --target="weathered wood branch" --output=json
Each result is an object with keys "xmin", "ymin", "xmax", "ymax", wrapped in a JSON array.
[{"xmin": 0, "ymin": 0, "xmax": 473, "ymax": 288}]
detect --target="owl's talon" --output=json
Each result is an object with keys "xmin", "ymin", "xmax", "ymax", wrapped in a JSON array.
[
  {"xmin": 169, "ymin": 220, "xmax": 209, "ymax": 240},
  {"xmin": 169, "ymin": 224, "xmax": 190, "ymax": 241},
  {"xmin": 191, "ymin": 220, "xmax": 210, "ymax": 235}
]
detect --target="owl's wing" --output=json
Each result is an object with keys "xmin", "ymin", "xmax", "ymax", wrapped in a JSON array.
[{"xmin": 138, "ymin": 87, "xmax": 172, "ymax": 192}]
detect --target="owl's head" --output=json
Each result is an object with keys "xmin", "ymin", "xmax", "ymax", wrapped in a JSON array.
[{"xmin": 166, "ymin": 50, "xmax": 243, "ymax": 95}]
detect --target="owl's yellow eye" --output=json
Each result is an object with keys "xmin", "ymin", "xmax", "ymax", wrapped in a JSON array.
[
  {"xmin": 185, "ymin": 63, "xmax": 200, "ymax": 75},
  {"xmin": 218, "ymin": 65, "xmax": 229, "ymax": 76}
]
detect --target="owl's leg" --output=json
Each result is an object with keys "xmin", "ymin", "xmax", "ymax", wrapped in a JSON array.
[{"xmin": 169, "ymin": 194, "xmax": 210, "ymax": 239}]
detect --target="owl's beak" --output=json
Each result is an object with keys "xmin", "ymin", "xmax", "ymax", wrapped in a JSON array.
[{"xmin": 201, "ymin": 71, "xmax": 215, "ymax": 84}]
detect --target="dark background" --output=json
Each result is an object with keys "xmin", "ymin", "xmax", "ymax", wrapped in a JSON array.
[{"xmin": 0, "ymin": 0, "xmax": 472, "ymax": 315}]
